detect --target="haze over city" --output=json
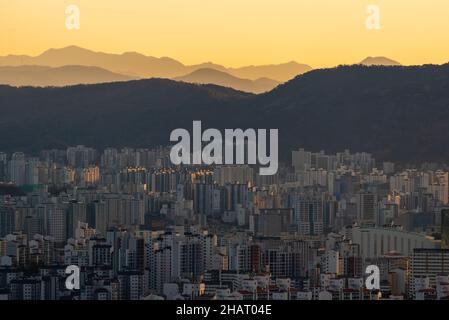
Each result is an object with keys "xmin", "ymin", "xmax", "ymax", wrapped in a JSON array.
[{"xmin": 1, "ymin": 0, "xmax": 449, "ymax": 306}]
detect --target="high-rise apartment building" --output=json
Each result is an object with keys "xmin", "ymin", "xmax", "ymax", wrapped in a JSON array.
[
  {"xmin": 410, "ymin": 249, "xmax": 449, "ymax": 298},
  {"xmin": 357, "ymin": 192, "xmax": 377, "ymax": 224},
  {"xmin": 8, "ymin": 152, "xmax": 26, "ymax": 186},
  {"xmin": 293, "ymin": 194, "xmax": 323, "ymax": 236},
  {"xmin": 441, "ymin": 209, "xmax": 449, "ymax": 249},
  {"xmin": 0, "ymin": 205, "xmax": 15, "ymax": 237}
]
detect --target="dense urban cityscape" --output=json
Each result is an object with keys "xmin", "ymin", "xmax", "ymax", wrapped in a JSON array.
[{"xmin": 0, "ymin": 145, "xmax": 448, "ymax": 300}]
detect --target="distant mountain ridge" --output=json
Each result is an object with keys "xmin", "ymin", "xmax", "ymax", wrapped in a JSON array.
[
  {"xmin": 175, "ymin": 68, "xmax": 280, "ymax": 94},
  {"xmin": 0, "ymin": 46, "xmax": 312, "ymax": 83},
  {"xmin": 228, "ymin": 61, "xmax": 312, "ymax": 82},
  {"xmin": 0, "ymin": 65, "xmax": 131, "ymax": 87},
  {"xmin": 1, "ymin": 63, "xmax": 449, "ymax": 164},
  {"xmin": 0, "ymin": 46, "xmax": 408, "ymax": 91}
]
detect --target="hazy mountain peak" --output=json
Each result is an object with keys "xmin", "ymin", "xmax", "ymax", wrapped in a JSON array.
[
  {"xmin": 360, "ymin": 56, "xmax": 401, "ymax": 66},
  {"xmin": 40, "ymin": 45, "xmax": 95, "ymax": 55},
  {"xmin": 121, "ymin": 51, "xmax": 144, "ymax": 57},
  {"xmin": 185, "ymin": 68, "xmax": 230, "ymax": 76}
]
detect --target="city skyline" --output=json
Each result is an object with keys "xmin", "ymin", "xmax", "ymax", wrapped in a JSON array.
[
  {"xmin": 1, "ymin": 145, "xmax": 449, "ymax": 300},
  {"xmin": 2, "ymin": 0, "xmax": 449, "ymax": 305}
]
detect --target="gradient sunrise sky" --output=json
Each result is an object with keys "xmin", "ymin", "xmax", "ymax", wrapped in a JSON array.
[{"xmin": 1, "ymin": 0, "xmax": 448, "ymax": 68}]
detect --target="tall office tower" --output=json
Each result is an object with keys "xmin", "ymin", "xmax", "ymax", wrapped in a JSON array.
[
  {"xmin": 293, "ymin": 194, "xmax": 324, "ymax": 236},
  {"xmin": 357, "ymin": 192, "xmax": 377, "ymax": 225},
  {"xmin": 8, "ymin": 152, "xmax": 26, "ymax": 186},
  {"xmin": 292, "ymin": 148, "xmax": 312, "ymax": 172},
  {"xmin": 410, "ymin": 249, "xmax": 449, "ymax": 298},
  {"xmin": 47, "ymin": 206, "xmax": 66, "ymax": 245},
  {"xmin": 0, "ymin": 152, "xmax": 7, "ymax": 181},
  {"xmin": 67, "ymin": 200, "xmax": 87, "ymax": 240},
  {"xmin": 0, "ymin": 205, "xmax": 15, "ymax": 237},
  {"xmin": 442, "ymin": 209, "xmax": 449, "ymax": 249}
]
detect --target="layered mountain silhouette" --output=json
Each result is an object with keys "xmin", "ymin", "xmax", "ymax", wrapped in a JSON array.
[
  {"xmin": 0, "ymin": 46, "xmax": 406, "ymax": 92},
  {"xmin": 228, "ymin": 61, "xmax": 312, "ymax": 82},
  {"xmin": 0, "ymin": 46, "xmax": 311, "ymax": 85},
  {"xmin": 0, "ymin": 65, "xmax": 131, "ymax": 87},
  {"xmin": 1, "ymin": 63, "xmax": 449, "ymax": 164},
  {"xmin": 0, "ymin": 46, "xmax": 185, "ymax": 78},
  {"xmin": 175, "ymin": 68, "xmax": 280, "ymax": 94}
]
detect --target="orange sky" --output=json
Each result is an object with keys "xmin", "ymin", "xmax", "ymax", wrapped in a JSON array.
[{"xmin": 1, "ymin": 0, "xmax": 448, "ymax": 68}]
